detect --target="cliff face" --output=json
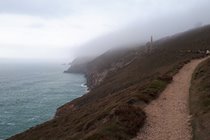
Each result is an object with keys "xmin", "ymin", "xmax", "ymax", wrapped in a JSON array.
[
  {"xmin": 70, "ymin": 48, "xmax": 141, "ymax": 90},
  {"xmin": 8, "ymin": 25, "xmax": 210, "ymax": 140},
  {"xmin": 64, "ymin": 57, "xmax": 94, "ymax": 74},
  {"xmin": 69, "ymin": 50, "xmax": 145, "ymax": 91}
]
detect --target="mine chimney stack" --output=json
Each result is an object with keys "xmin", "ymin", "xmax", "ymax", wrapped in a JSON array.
[
  {"xmin": 147, "ymin": 35, "xmax": 153, "ymax": 55},
  {"xmin": 151, "ymin": 36, "xmax": 153, "ymax": 45}
]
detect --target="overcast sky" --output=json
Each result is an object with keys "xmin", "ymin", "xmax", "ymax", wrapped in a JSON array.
[{"xmin": 0, "ymin": 0, "xmax": 210, "ymax": 62}]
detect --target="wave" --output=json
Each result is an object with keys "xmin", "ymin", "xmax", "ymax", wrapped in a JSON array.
[
  {"xmin": 81, "ymin": 83, "xmax": 87, "ymax": 88},
  {"xmin": 7, "ymin": 123, "xmax": 15, "ymax": 126}
]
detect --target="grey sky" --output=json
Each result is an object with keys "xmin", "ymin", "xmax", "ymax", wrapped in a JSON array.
[
  {"xmin": 0, "ymin": 0, "xmax": 209, "ymax": 62},
  {"xmin": 0, "ymin": 0, "xmax": 72, "ymax": 17}
]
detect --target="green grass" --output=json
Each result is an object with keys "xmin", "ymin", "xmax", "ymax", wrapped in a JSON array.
[{"xmin": 143, "ymin": 79, "xmax": 167, "ymax": 98}]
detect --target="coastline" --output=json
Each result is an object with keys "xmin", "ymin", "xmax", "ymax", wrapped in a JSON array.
[
  {"xmin": 7, "ymin": 25, "xmax": 210, "ymax": 140},
  {"xmin": 0, "ymin": 65, "xmax": 87, "ymax": 140}
]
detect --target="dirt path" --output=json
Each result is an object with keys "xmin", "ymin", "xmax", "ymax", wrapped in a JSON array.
[{"xmin": 133, "ymin": 58, "xmax": 208, "ymax": 140}]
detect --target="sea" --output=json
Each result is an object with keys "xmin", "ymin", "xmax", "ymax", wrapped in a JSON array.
[{"xmin": 0, "ymin": 60, "xmax": 86, "ymax": 139}]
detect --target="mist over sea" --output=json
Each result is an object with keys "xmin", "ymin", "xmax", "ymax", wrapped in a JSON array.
[{"xmin": 0, "ymin": 60, "xmax": 86, "ymax": 139}]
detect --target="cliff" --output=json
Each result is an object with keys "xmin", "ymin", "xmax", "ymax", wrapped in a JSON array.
[
  {"xmin": 8, "ymin": 25, "xmax": 210, "ymax": 140},
  {"xmin": 64, "ymin": 57, "xmax": 94, "ymax": 74}
]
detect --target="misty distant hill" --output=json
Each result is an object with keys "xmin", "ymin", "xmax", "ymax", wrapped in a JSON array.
[{"xmin": 64, "ymin": 57, "xmax": 95, "ymax": 74}]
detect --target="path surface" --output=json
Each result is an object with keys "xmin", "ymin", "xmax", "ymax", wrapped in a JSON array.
[{"xmin": 133, "ymin": 58, "xmax": 208, "ymax": 140}]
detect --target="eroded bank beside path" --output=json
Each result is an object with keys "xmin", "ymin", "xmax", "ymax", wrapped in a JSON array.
[{"xmin": 134, "ymin": 57, "xmax": 209, "ymax": 140}]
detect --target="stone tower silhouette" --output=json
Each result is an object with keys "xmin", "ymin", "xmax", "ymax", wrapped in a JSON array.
[{"xmin": 147, "ymin": 36, "xmax": 153, "ymax": 54}]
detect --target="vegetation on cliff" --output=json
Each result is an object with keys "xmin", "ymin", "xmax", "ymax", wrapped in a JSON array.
[
  {"xmin": 190, "ymin": 58, "xmax": 210, "ymax": 140},
  {"xmin": 8, "ymin": 25, "xmax": 210, "ymax": 140}
]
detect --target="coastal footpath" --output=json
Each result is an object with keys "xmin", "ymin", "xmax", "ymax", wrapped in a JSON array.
[{"xmin": 134, "ymin": 57, "xmax": 209, "ymax": 140}]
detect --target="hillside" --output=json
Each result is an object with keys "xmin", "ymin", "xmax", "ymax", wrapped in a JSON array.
[
  {"xmin": 8, "ymin": 25, "xmax": 210, "ymax": 140},
  {"xmin": 134, "ymin": 58, "xmax": 209, "ymax": 140},
  {"xmin": 190, "ymin": 58, "xmax": 210, "ymax": 140}
]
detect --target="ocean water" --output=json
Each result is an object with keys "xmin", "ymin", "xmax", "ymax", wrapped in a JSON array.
[{"xmin": 0, "ymin": 61, "xmax": 86, "ymax": 139}]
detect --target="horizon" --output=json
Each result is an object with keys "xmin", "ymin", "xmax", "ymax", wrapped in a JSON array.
[{"xmin": 0, "ymin": 0, "xmax": 210, "ymax": 63}]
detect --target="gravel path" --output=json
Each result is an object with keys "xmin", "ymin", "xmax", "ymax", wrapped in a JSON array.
[{"xmin": 133, "ymin": 58, "xmax": 208, "ymax": 140}]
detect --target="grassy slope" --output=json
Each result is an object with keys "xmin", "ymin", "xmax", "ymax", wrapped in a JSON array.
[
  {"xmin": 8, "ymin": 25, "xmax": 210, "ymax": 140},
  {"xmin": 190, "ymin": 58, "xmax": 210, "ymax": 140}
]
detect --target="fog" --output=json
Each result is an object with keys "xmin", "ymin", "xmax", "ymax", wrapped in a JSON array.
[
  {"xmin": 75, "ymin": 0, "xmax": 210, "ymax": 57},
  {"xmin": 0, "ymin": 0, "xmax": 210, "ymax": 62}
]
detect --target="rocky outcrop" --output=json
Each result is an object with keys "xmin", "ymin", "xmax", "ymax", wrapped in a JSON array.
[
  {"xmin": 66, "ymin": 49, "xmax": 140, "ymax": 90},
  {"xmin": 87, "ymin": 50, "xmax": 140, "ymax": 89}
]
